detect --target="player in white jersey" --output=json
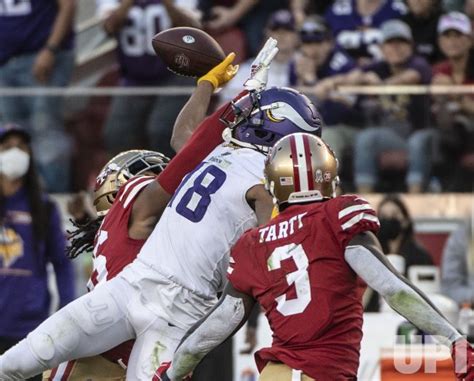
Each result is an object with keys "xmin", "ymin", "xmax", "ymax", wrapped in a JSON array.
[{"xmin": 0, "ymin": 39, "xmax": 323, "ymax": 380}]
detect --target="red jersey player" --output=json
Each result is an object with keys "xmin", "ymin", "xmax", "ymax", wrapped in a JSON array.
[
  {"xmin": 44, "ymin": 52, "xmax": 241, "ymax": 381},
  {"xmin": 156, "ymin": 133, "xmax": 474, "ymax": 381}
]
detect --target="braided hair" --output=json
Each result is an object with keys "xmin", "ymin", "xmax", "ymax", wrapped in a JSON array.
[{"xmin": 66, "ymin": 216, "xmax": 103, "ymax": 259}]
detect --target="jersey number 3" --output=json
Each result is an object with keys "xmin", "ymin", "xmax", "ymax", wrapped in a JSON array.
[{"xmin": 268, "ymin": 243, "xmax": 311, "ymax": 316}]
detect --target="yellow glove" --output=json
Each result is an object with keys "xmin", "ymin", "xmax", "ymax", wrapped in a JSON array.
[{"xmin": 198, "ymin": 52, "xmax": 239, "ymax": 89}]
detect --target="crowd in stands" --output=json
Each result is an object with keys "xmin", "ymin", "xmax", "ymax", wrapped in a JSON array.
[{"xmin": 0, "ymin": 0, "xmax": 473, "ymax": 193}]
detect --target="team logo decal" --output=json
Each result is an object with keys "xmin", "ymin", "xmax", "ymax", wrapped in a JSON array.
[
  {"xmin": 265, "ymin": 109, "xmax": 284, "ymax": 123},
  {"xmin": 0, "ymin": 227, "xmax": 24, "ymax": 268},
  {"xmin": 174, "ymin": 53, "xmax": 190, "ymax": 69},
  {"xmin": 315, "ymin": 169, "xmax": 323, "ymax": 183},
  {"xmin": 182, "ymin": 35, "xmax": 195, "ymax": 44},
  {"xmin": 323, "ymin": 171, "xmax": 332, "ymax": 182},
  {"xmin": 96, "ymin": 163, "xmax": 120, "ymax": 188}
]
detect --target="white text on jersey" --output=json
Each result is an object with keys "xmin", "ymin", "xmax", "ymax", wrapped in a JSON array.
[{"xmin": 259, "ymin": 212, "xmax": 307, "ymax": 243}]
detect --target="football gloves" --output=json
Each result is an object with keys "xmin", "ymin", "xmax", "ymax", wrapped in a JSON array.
[
  {"xmin": 452, "ymin": 338, "xmax": 474, "ymax": 381},
  {"xmin": 198, "ymin": 52, "xmax": 239, "ymax": 90},
  {"xmin": 244, "ymin": 37, "xmax": 279, "ymax": 93}
]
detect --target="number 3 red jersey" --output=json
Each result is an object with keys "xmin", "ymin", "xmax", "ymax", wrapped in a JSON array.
[{"xmin": 227, "ymin": 195, "xmax": 380, "ymax": 381}]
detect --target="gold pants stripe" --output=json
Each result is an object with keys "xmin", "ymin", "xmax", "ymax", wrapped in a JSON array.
[
  {"xmin": 43, "ymin": 356, "xmax": 126, "ymax": 381},
  {"xmin": 259, "ymin": 362, "xmax": 316, "ymax": 381}
]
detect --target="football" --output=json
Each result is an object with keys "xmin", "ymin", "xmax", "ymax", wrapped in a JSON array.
[{"xmin": 152, "ymin": 27, "xmax": 226, "ymax": 77}]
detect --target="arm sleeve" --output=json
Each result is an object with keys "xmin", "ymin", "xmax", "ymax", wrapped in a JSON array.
[
  {"xmin": 46, "ymin": 201, "xmax": 76, "ymax": 307},
  {"xmin": 168, "ymin": 295, "xmax": 246, "ymax": 380},
  {"xmin": 441, "ymin": 226, "xmax": 474, "ymax": 305},
  {"xmin": 345, "ymin": 244, "xmax": 462, "ymax": 347},
  {"xmin": 157, "ymin": 91, "xmax": 247, "ymax": 195}
]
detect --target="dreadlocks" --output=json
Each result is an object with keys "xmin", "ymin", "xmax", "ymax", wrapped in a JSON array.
[{"xmin": 66, "ymin": 216, "xmax": 103, "ymax": 259}]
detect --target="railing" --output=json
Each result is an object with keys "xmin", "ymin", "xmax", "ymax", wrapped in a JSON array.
[{"xmin": 0, "ymin": 84, "xmax": 472, "ymax": 97}]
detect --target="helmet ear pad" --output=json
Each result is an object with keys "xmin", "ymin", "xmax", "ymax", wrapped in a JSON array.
[{"xmin": 233, "ymin": 122, "xmax": 282, "ymax": 148}]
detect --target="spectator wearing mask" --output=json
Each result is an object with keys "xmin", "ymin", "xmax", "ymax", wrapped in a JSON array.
[
  {"xmin": 0, "ymin": 0, "xmax": 76, "ymax": 192},
  {"xmin": 365, "ymin": 194, "xmax": 432, "ymax": 311},
  {"xmin": 431, "ymin": 12, "xmax": 474, "ymax": 191},
  {"xmin": 441, "ymin": 221, "xmax": 474, "ymax": 305},
  {"xmin": 291, "ymin": 15, "xmax": 363, "ymax": 166},
  {"xmin": 98, "ymin": 0, "xmax": 200, "ymax": 158},
  {"xmin": 220, "ymin": 9, "xmax": 299, "ymax": 101},
  {"xmin": 339, "ymin": 19, "xmax": 433, "ymax": 193},
  {"xmin": 403, "ymin": 0, "xmax": 444, "ymax": 64},
  {"xmin": 0, "ymin": 125, "xmax": 75, "ymax": 381},
  {"xmin": 325, "ymin": 0, "xmax": 407, "ymax": 65},
  {"xmin": 377, "ymin": 194, "xmax": 432, "ymax": 268}
]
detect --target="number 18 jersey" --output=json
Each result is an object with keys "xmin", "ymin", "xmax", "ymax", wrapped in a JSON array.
[
  {"xmin": 137, "ymin": 143, "xmax": 265, "ymax": 298},
  {"xmin": 228, "ymin": 195, "xmax": 380, "ymax": 380}
]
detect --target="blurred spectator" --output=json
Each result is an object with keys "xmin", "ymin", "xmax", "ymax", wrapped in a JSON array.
[
  {"xmin": 443, "ymin": 0, "xmax": 467, "ymax": 12},
  {"xmin": 0, "ymin": 125, "xmax": 75, "ymax": 381},
  {"xmin": 338, "ymin": 20, "xmax": 432, "ymax": 193},
  {"xmin": 220, "ymin": 9, "xmax": 298, "ymax": 100},
  {"xmin": 98, "ymin": 0, "xmax": 199, "ymax": 158},
  {"xmin": 432, "ymin": 12, "xmax": 474, "ymax": 191},
  {"xmin": 0, "ymin": 0, "xmax": 76, "ymax": 192},
  {"xmin": 365, "ymin": 194, "xmax": 433, "ymax": 311},
  {"xmin": 466, "ymin": 0, "xmax": 474, "ymax": 29},
  {"xmin": 200, "ymin": 0, "xmax": 288, "ymax": 56},
  {"xmin": 289, "ymin": 16, "xmax": 363, "ymax": 162},
  {"xmin": 441, "ymin": 221, "xmax": 474, "ymax": 305},
  {"xmin": 377, "ymin": 194, "xmax": 433, "ymax": 267},
  {"xmin": 324, "ymin": 0, "xmax": 407, "ymax": 65},
  {"xmin": 290, "ymin": 0, "xmax": 333, "ymax": 27},
  {"xmin": 403, "ymin": 0, "xmax": 444, "ymax": 64}
]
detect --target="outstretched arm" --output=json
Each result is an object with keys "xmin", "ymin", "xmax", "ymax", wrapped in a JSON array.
[
  {"xmin": 161, "ymin": 283, "xmax": 256, "ymax": 381},
  {"xmin": 170, "ymin": 53, "xmax": 238, "ymax": 152},
  {"xmin": 345, "ymin": 231, "xmax": 462, "ymax": 346},
  {"xmin": 345, "ymin": 232, "xmax": 474, "ymax": 380}
]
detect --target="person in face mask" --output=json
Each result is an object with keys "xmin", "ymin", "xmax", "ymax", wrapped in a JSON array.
[
  {"xmin": 365, "ymin": 194, "xmax": 433, "ymax": 312},
  {"xmin": 0, "ymin": 124, "xmax": 75, "ymax": 381},
  {"xmin": 377, "ymin": 194, "xmax": 433, "ymax": 271}
]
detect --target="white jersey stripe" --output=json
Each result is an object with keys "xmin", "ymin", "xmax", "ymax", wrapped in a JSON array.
[
  {"xmin": 227, "ymin": 267, "xmax": 234, "ymax": 275},
  {"xmin": 119, "ymin": 176, "xmax": 146, "ymax": 201},
  {"xmin": 123, "ymin": 178, "xmax": 154, "ymax": 208},
  {"xmin": 294, "ymin": 134, "xmax": 309, "ymax": 191},
  {"xmin": 338, "ymin": 204, "xmax": 373, "ymax": 219},
  {"xmin": 341, "ymin": 213, "xmax": 380, "ymax": 230}
]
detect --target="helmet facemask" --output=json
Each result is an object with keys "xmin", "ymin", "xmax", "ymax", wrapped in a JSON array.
[{"xmin": 94, "ymin": 150, "xmax": 169, "ymax": 216}]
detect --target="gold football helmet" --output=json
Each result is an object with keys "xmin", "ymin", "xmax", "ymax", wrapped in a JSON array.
[
  {"xmin": 94, "ymin": 150, "xmax": 169, "ymax": 215},
  {"xmin": 264, "ymin": 133, "xmax": 339, "ymax": 205}
]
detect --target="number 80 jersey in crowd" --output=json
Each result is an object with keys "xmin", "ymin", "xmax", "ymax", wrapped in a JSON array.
[
  {"xmin": 137, "ymin": 143, "xmax": 265, "ymax": 299},
  {"xmin": 227, "ymin": 195, "xmax": 380, "ymax": 380}
]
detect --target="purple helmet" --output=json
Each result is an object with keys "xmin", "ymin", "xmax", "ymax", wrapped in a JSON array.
[{"xmin": 220, "ymin": 87, "xmax": 322, "ymax": 152}]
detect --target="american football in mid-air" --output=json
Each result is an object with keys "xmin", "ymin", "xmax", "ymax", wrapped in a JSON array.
[{"xmin": 152, "ymin": 27, "xmax": 226, "ymax": 77}]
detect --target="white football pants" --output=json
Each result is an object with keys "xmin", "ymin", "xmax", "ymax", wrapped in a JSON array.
[{"xmin": 0, "ymin": 260, "xmax": 215, "ymax": 380}]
